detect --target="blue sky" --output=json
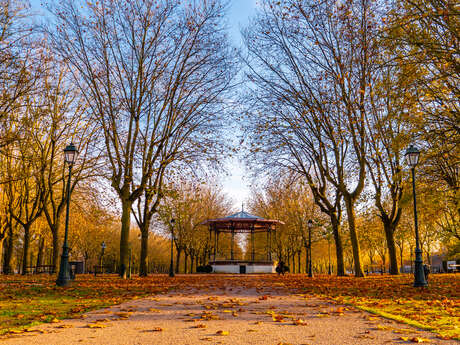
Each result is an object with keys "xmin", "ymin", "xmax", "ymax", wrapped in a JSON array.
[
  {"xmin": 228, "ymin": 0, "xmax": 257, "ymax": 44},
  {"xmin": 29, "ymin": 0, "xmax": 258, "ymax": 210},
  {"xmin": 223, "ymin": 0, "xmax": 258, "ymax": 209}
]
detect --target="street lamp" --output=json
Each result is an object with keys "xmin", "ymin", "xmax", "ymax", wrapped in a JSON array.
[
  {"xmin": 405, "ymin": 145, "xmax": 427, "ymax": 287},
  {"xmin": 307, "ymin": 219, "xmax": 313, "ymax": 277},
  {"xmin": 56, "ymin": 143, "xmax": 78, "ymax": 287},
  {"xmin": 100, "ymin": 241, "xmax": 106, "ymax": 274},
  {"xmin": 169, "ymin": 218, "xmax": 175, "ymax": 277}
]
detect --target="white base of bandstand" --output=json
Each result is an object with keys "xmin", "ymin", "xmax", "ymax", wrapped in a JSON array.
[{"xmin": 210, "ymin": 260, "xmax": 275, "ymax": 274}]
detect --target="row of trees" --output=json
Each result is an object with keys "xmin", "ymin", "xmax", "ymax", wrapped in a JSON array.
[
  {"xmin": 241, "ymin": 0, "xmax": 458, "ymax": 276},
  {"xmin": 0, "ymin": 0, "xmax": 237, "ymax": 276},
  {"xmin": 0, "ymin": 0, "xmax": 457, "ymax": 277},
  {"xmin": 244, "ymin": 175, "xmax": 455, "ymax": 275}
]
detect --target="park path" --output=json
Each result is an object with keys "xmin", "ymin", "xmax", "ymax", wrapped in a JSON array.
[{"xmin": 1, "ymin": 275, "xmax": 458, "ymax": 345}]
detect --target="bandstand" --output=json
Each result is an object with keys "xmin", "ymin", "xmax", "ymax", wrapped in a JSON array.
[{"xmin": 201, "ymin": 210, "xmax": 284, "ymax": 274}]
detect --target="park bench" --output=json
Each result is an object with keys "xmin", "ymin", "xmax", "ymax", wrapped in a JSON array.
[
  {"xmin": 34, "ymin": 265, "xmax": 55, "ymax": 274},
  {"xmin": 23, "ymin": 265, "xmax": 55, "ymax": 274},
  {"xmin": 447, "ymin": 264, "xmax": 460, "ymax": 272}
]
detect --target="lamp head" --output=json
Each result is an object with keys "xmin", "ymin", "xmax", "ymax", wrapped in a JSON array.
[
  {"xmin": 64, "ymin": 143, "xmax": 78, "ymax": 165},
  {"xmin": 405, "ymin": 145, "xmax": 420, "ymax": 168}
]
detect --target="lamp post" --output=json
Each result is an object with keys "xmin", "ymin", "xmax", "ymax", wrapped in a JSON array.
[
  {"xmin": 169, "ymin": 218, "xmax": 175, "ymax": 277},
  {"xmin": 128, "ymin": 245, "xmax": 132, "ymax": 278},
  {"xmin": 56, "ymin": 143, "xmax": 78, "ymax": 287},
  {"xmin": 327, "ymin": 234, "xmax": 331, "ymax": 275},
  {"xmin": 307, "ymin": 219, "xmax": 313, "ymax": 277},
  {"xmin": 405, "ymin": 145, "xmax": 427, "ymax": 287},
  {"xmin": 100, "ymin": 241, "xmax": 106, "ymax": 274}
]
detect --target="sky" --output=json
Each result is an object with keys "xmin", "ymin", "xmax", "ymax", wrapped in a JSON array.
[
  {"xmin": 29, "ymin": 0, "xmax": 259, "ymax": 211},
  {"xmin": 221, "ymin": 0, "xmax": 258, "ymax": 210}
]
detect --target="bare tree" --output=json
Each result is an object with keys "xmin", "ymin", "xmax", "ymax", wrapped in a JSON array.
[
  {"xmin": 4, "ymin": 133, "xmax": 44, "ymax": 274},
  {"xmin": 48, "ymin": 0, "xmax": 236, "ymax": 278},
  {"xmin": 0, "ymin": 0, "xmax": 44, "ymax": 147},
  {"xmin": 157, "ymin": 180, "xmax": 233, "ymax": 273},
  {"xmin": 31, "ymin": 67, "xmax": 103, "ymax": 272},
  {"xmin": 242, "ymin": 0, "xmax": 383, "ymax": 276}
]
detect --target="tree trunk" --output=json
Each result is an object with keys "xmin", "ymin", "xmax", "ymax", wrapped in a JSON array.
[
  {"xmin": 190, "ymin": 255, "xmax": 194, "ymax": 274},
  {"xmin": 175, "ymin": 248, "xmax": 181, "ymax": 274},
  {"xmin": 305, "ymin": 246, "xmax": 308, "ymax": 274},
  {"xmin": 1, "ymin": 238, "xmax": 4, "ymax": 273},
  {"xmin": 184, "ymin": 253, "xmax": 188, "ymax": 274},
  {"xmin": 119, "ymin": 197, "xmax": 133, "ymax": 278},
  {"xmin": 383, "ymin": 221, "xmax": 399, "ymax": 275},
  {"xmin": 139, "ymin": 229, "xmax": 148, "ymax": 277},
  {"xmin": 399, "ymin": 245, "xmax": 404, "ymax": 271},
  {"xmin": 21, "ymin": 224, "xmax": 31, "ymax": 275},
  {"xmin": 331, "ymin": 215, "xmax": 345, "ymax": 276},
  {"xmin": 36, "ymin": 236, "xmax": 45, "ymax": 268},
  {"xmin": 3, "ymin": 226, "xmax": 13, "ymax": 274},
  {"xmin": 51, "ymin": 225, "xmax": 60, "ymax": 274},
  {"xmin": 343, "ymin": 196, "xmax": 364, "ymax": 277},
  {"xmin": 297, "ymin": 251, "xmax": 301, "ymax": 274}
]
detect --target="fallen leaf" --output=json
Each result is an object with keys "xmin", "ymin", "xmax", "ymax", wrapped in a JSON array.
[
  {"xmin": 410, "ymin": 337, "xmax": 430, "ymax": 343},
  {"xmin": 293, "ymin": 319, "xmax": 307, "ymax": 326},
  {"xmin": 272, "ymin": 314, "xmax": 284, "ymax": 322},
  {"xmin": 56, "ymin": 324, "xmax": 74, "ymax": 329},
  {"xmin": 87, "ymin": 323, "xmax": 107, "ymax": 328},
  {"xmin": 193, "ymin": 324, "xmax": 206, "ymax": 328}
]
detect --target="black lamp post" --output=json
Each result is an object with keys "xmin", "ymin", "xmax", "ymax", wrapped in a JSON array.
[
  {"xmin": 307, "ymin": 219, "xmax": 313, "ymax": 277},
  {"xmin": 56, "ymin": 143, "xmax": 78, "ymax": 287},
  {"xmin": 128, "ymin": 245, "xmax": 132, "ymax": 278},
  {"xmin": 327, "ymin": 233, "xmax": 331, "ymax": 275},
  {"xmin": 100, "ymin": 241, "xmax": 106, "ymax": 274},
  {"xmin": 169, "ymin": 218, "xmax": 175, "ymax": 277},
  {"xmin": 405, "ymin": 145, "xmax": 427, "ymax": 287}
]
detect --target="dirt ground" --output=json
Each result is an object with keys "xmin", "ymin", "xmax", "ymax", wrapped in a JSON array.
[{"xmin": 1, "ymin": 277, "xmax": 458, "ymax": 345}]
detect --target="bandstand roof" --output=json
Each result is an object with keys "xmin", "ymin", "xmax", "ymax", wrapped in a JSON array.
[{"xmin": 201, "ymin": 210, "xmax": 284, "ymax": 233}]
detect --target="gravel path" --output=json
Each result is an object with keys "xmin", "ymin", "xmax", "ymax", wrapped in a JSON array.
[{"xmin": 1, "ymin": 276, "xmax": 458, "ymax": 345}]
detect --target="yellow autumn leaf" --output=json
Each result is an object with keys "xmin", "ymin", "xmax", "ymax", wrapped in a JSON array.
[
  {"xmin": 410, "ymin": 337, "xmax": 430, "ymax": 343},
  {"xmin": 293, "ymin": 318, "xmax": 307, "ymax": 326},
  {"xmin": 193, "ymin": 323, "xmax": 206, "ymax": 328},
  {"xmin": 87, "ymin": 323, "xmax": 107, "ymax": 328},
  {"xmin": 56, "ymin": 324, "xmax": 73, "ymax": 329}
]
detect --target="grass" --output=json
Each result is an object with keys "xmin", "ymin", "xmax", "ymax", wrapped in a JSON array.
[
  {"xmin": 0, "ymin": 273, "xmax": 458, "ymax": 340},
  {"xmin": 0, "ymin": 274, "xmax": 170, "ymax": 335},
  {"xmin": 285, "ymin": 273, "xmax": 460, "ymax": 340}
]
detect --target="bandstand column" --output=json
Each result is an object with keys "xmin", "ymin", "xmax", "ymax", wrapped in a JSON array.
[
  {"xmin": 209, "ymin": 227, "xmax": 212, "ymax": 261},
  {"xmin": 266, "ymin": 230, "xmax": 269, "ymax": 261},
  {"xmin": 251, "ymin": 225, "xmax": 255, "ymax": 262},
  {"xmin": 214, "ymin": 228, "xmax": 218, "ymax": 260},
  {"xmin": 269, "ymin": 229, "xmax": 272, "ymax": 261},
  {"xmin": 231, "ymin": 227, "xmax": 235, "ymax": 261},
  {"xmin": 216, "ymin": 231, "xmax": 220, "ymax": 259}
]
